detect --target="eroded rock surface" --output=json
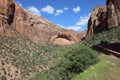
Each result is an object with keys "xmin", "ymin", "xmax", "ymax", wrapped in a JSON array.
[
  {"xmin": 0, "ymin": 0, "xmax": 84, "ymax": 45},
  {"xmin": 86, "ymin": 0, "xmax": 120, "ymax": 38},
  {"xmin": 86, "ymin": 6, "xmax": 107, "ymax": 38},
  {"xmin": 106, "ymin": 0, "xmax": 120, "ymax": 28}
]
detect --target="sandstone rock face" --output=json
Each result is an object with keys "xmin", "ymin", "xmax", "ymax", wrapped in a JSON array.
[
  {"xmin": 50, "ymin": 30, "xmax": 84, "ymax": 45},
  {"xmin": 0, "ymin": 0, "xmax": 83, "ymax": 45},
  {"xmin": 86, "ymin": 6, "xmax": 107, "ymax": 38},
  {"xmin": 106, "ymin": 0, "xmax": 120, "ymax": 28},
  {"xmin": 86, "ymin": 0, "xmax": 120, "ymax": 38},
  {"xmin": 0, "ymin": 0, "xmax": 15, "ymax": 24},
  {"xmin": 0, "ymin": 0, "xmax": 16, "ymax": 38}
]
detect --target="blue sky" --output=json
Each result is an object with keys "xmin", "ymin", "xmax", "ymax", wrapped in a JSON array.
[{"xmin": 15, "ymin": 0, "xmax": 106, "ymax": 32}]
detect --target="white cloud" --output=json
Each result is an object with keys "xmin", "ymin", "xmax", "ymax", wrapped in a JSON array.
[
  {"xmin": 66, "ymin": 26, "xmax": 82, "ymax": 31},
  {"xmin": 41, "ymin": 6, "xmax": 68, "ymax": 16},
  {"xmin": 41, "ymin": 5, "xmax": 55, "ymax": 14},
  {"xmin": 55, "ymin": 9, "xmax": 64, "ymax": 16},
  {"xmin": 57, "ymin": 13, "xmax": 90, "ymax": 31},
  {"xmin": 75, "ymin": 13, "xmax": 91, "ymax": 26},
  {"xmin": 64, "ymin": 7, "xmax": 68, "ymax": 10},
  {"xmin": 27, "ymin": 6, "xmax": 41, "ymax": 16},
  {"xmin": 73, "ymin": 6, "xmax": 81, "ymax": 13}
]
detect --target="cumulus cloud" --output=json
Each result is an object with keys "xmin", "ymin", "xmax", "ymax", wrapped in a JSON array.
[
  {"xmin": 57, "ymin": 13, "xmax": 90, "ymax": 31},
  {"xmin": 55, "ymin": 9, "xmax": 64, "ymax": 16},
  {"xmin": 41, "ymin": 5, "xmax": 55, "ymax": 14},
  {"xmin": 27, "ymin": 6, "xmax": 41, "ymax": 15},
  {"xmin": 41, "ymin": 5, "xmax": 68, "ymax": 16},
  {"xmin": 75, "ymin": 13, "xmax": 91, "ymax": 26},
  {"xmin": 73, "ymin": 6, "xmax": 81, "ymax": 13},
  {"xmin": 64, "ymin": 7, "xmax": 68, "ymax": 10}
]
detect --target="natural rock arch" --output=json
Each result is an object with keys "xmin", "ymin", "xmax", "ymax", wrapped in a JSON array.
[{"xmin": 52, "ymin": 34, "xmax": 76, "ymax": 45}]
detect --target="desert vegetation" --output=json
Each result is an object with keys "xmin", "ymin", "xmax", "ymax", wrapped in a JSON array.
[
  {"xmin": 29, "ymin": 44, "xmax": 98, "ymax": 80},
  {"xmin": 1, "ymin": 27, "xmax": 120, "ymax": 80},
  {"xmin": 29, "ymin": 26, "xmax": 120, "ymax": 80},
  {"xmin": 0, "ymin": 0, "xmax": 120, "ymax": 79},
  {"xmin": 83, "ymin": 27, "xmax": 120, "ymax": 46},
  {"xmin": 0, "ymin": 33, "xmax": 66, "ymax": 79}
]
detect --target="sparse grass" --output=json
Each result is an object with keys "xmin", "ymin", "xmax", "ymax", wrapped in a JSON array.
[
  {"xmin": 72, "ymin": 56, "xmax": 120, "ymax": 80},
  {"xmin": 0, "ymin": 34, "xmax": 66, "ymax": 79}
]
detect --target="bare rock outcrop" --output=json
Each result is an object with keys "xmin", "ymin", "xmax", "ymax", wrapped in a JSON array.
[
  {"xmin": 0, "ymin": 0, "xmax": 15, "ymax": 24},
  {"xmin": 86, "ymin": 0, "xmax": 120, "ymax": 38},
  {"xmin": 0, "ymin": 0, "xmax": 83, "ymax": 45},
  {"xmin": 86, "ymin": 6, "xmax": 107, "ymax": 38},
  {"xmin": 50, "ymin": 30, "xmax": 85, "ymax": 45},
  {"xmin": 106, "ymin": 0, "xmax": 120, "ymax": 28}
]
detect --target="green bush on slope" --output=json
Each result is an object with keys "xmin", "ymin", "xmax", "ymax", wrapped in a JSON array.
[
  {"xmin": 83, "ymin": 27, "xmax": 120, "ymax": 46},
  {"xmin": 30, "ymin": 44, "xmax": 98, "ymax": 80}
]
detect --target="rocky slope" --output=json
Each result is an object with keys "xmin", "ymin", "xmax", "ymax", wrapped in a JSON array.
[
  {"xmin": 0, "ymin": 0, "xmax": 84, "ymax": 45},
  {"xmin": 0, "ymin": 35, "xmax": 66, "ymax": 80},
  {"xmin": 86, "ymin": 0, "xmax": 120, "ymax": 38}
]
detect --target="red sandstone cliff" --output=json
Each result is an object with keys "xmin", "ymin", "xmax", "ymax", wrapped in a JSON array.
[
  {"xmin": 86, "ymin": 0, "xmax": 120, "ymax": 38},
  {"xmin": 0, "ymin": 0, "xmax": 83, "ymax": 45},
  {"xmin": 86, "ymin": 6, "xmax": 107, "ymax": 38},
  {"xmin": 106, "ymin": 0, "xmax": 120, "ymax": 28}
]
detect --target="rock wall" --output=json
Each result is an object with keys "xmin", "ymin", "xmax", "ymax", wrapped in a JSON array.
[
  {"xmin": 0, "ymin": 0, "xmax": 15, "ymax": 23},
  {"xmin": 86, "ymin": 0, "xmax": 120, "ymax": 38},
  {"xmin": 106, "ymin": 0, "xmax": 120, "ymax": 28},
  {"xmin": 0, "ymin": 0, "xmax": 83, "ymax": 45},
  {"xmin": 86, "ymin": 6, "xmax": 107, "ymax": 38},
  {"xmin": 0, "ymin": 0, "xmax": 16, "ymax": 38}
]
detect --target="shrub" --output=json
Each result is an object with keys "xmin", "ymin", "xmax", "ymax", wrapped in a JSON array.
[
  {"xmin": 83, "ymin": 26, "xmax": 120, "ymax": 46},
  {"xmin": 30, "ymin": 44, "xmax": 98, "ymax": 80},
  {"xmin": 57, "ymin": 44, "xmax": 98, "ymax": 79}
]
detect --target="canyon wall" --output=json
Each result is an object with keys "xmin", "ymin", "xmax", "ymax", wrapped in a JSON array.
[
  {"xmin": 86, "ymin": 0, "xmax": 120, "ymax": 38},
  {"xmin": 0, "ymin": 0, "xmax": 84, "ymax": 45}
]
